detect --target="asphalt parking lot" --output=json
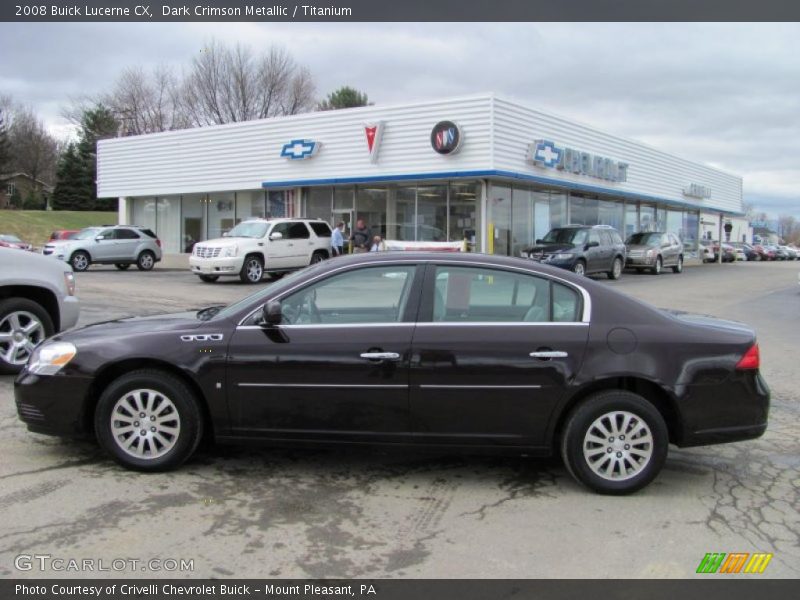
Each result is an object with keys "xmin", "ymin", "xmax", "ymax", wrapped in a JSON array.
[{"xmin": 1, "ymin": 260, "xmax": 798, "ymax": 578}]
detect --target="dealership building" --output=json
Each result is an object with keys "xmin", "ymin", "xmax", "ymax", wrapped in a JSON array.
[{"xmin": 97, "ymin": 94, "xmax": 748, "ymax": 257}]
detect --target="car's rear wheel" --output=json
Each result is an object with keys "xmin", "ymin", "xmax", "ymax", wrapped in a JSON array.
[
  {"xmin": 94, "ymin": 370, "xmax": 203, "ymax": 471},
  {"xmin": 198, "ymin": 274, "xmax": 219, "ymax": 283},
  {"xmin": 651, "ymin": 256, "xmax": 662, "ymax": 275},
  {"xmin": 310, "ymin": 250, "xmax": 327, "ymax": 265},
  {"xmin": 136, "ymin": 251, "xmax": 155, "ymax": 271},
  {"xmin": 240, "ymin": 255, "xmax": 264, "ymax": 283},
  {"xmin": 572, "ymin": 260, "xmax": 586, "ymax": 276},
  {"xmin": 70, "ymin": 251, "xmax": 90, "ymax": 272},
  {"xmin": 560, "ymin": 390, "xmax": 668, "ymax": 495},
  {"xmin": 0, "ymin": 298, "xmax": 54, "ymax": 375},
  {"xmin": 115, "ymin": 263, "xmax": 131, "ymax": 270},
  {"xmin": 607, "ymin": 257, "xmax": 623, "ymax": 280},
  {"xmin": 672, "ymin": 256, "xmax": 683, "ymax": 273}
]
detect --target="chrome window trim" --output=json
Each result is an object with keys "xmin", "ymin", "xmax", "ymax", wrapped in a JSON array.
[
  {"xmin": 238, "ymin": 383, "xmax": 408, "ymax": 389},
  {"xmin": 419, "ymin": 384, "xmax": 542, "ymax": 389},
  {"xmin": 236, "ymin": 257, "xmax": 592, "ymax": 326},
  {"xmin": 414, "ymin": 322, "xmax": 589, "ymax": 327}
]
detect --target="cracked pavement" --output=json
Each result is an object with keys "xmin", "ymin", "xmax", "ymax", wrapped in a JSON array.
[{"xmin": 1, "ymin": 261, "xmax": 797, "ymax": 578}]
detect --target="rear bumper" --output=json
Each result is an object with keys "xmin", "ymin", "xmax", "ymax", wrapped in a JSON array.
[{"xmin": 14, "ymin": 371, "xmax": 93, "ymax": 437}]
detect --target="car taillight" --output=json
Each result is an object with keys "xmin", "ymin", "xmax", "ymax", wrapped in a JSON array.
[
  {"xmin": 156, "ymin": 239, "xmax": 162, "ymax": 248},
  {"xmin": 735, "ymin": 344, "xmax": 760, "ymax": 370}
]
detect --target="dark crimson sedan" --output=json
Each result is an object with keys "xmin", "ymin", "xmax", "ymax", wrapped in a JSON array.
[{"xmin": 14, "ymin": 253, "xmax": 769, "ymax": 494}]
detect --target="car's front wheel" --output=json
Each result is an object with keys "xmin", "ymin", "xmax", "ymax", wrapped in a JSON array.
[
  {"xmin": 560, "ymin": 390, "xmax": 668, "ymax": 495},
  {"xmin": 70, "ymin": 251, "xmax": 91, "ymax": 272},
  {"xmin": 239, "ymin": 255, "xmax": 264, "ymax": 283},
  {"xmin": 572, "ymin": 260, "xmax": 586, "ymax": 276},
  {"xmin": 0, "ymin": 298, "xmax": 54, "ymax": 375},
  {"xmin": 94, "ymin": 370, "xmax": 203, "ymax": 471},
  {"xmin": 672, "ymin": 256, "xmax": 683, "ymax": 273},
  {"xmin": 651, "ymin": 256, "xmax": 662, "ymax": 275},
  {"xmin": 136, "ymin": 251, "xmax": 156, "ymax": 271}
]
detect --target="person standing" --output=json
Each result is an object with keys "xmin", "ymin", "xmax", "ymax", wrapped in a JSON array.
[
  {"xmin": 331, "ymin": 221, "xmax": 345, "ymax": 256},
  {"xmin": 350, "ymin": 219, "xmax": 371, "ymax": 254},
  {"xmin": 369, "ymin": 235, "xmax": 386, "ymax": 252}
]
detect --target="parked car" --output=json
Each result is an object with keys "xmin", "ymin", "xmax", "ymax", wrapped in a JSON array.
[
  {"xmin": 0, "ymin": 247, "xmax": 79, "ymax": 374},
  {"xmin": 49, "ymin": 230, "xmax": 81, "ymax": 241},
  {"xmin": 42, "ymin": 225, "xmax": 162, "ymax": 272},
  {"xmin": 521, "ymin": 224, "xmax": 626, "ymax": 279},
  {"xmin": 767, "ymin": 245, "xmax": 788, "ymax": 261},
  {"xmin": 625, "ymin": 231, "xmax": 683, "ymax": 274},
  {"xmin": 0, "ymin": 234, "xmax": 33, "ymax": 251},
  {"xmin": 752, "ymin": 244, "xmax": 773, "ymax": 261},
  {"xmin": 699, "ymin": 240, "xmax": 715, "ymax": 263},
  {"xmin": 707, "ymin": 242, "xmax": 735, "ymax": 263},
  {"xmin": 779, "ymin": 245, "xmax": 797, "ymax": 260},
  {"xmin": 189, "ymin": 218, "xmax": 332, "ymax": 284},
  {"xmin": 14, "ymin": 253, "xmax": 769, "ymax": 494},
  {"xmin": 729, "ymin": 242, "xmax": 758, "ymax": 261}
]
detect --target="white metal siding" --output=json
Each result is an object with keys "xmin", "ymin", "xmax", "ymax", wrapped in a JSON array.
[
  {"xmin": 97, "ymin": 96, "xmax": 493, "ymax": 198},
  {"xmin": 492, "ymin": 98, "xmax": 742, "ymax": 213}
]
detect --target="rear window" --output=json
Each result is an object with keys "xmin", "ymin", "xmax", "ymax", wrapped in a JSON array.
[
  {"xmin": 140, "ymin": 229, "xmax": 157, "ymax": 239},
  {"xmin": 309, "ymin": 222, "xmax": 332, "ymax": 237},
  {"xmin": 116, "ymin": 228, "xmax": 140, "ymax": 239}
]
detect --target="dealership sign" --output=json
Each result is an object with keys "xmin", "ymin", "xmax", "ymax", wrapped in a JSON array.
[
  {"xmin": 683, "ymin": 183, "xmax": 712, "ymax": 199},
  {"xmin": 363, "ymin": 122, "xmax": 385, "ymax": 163},
  {"xmin": 431, "ymin": 121, "xmax": 462, "ymax": 155},
  {"xmin": 527, "ymin": 140, "xmax": 629, "ymax": 183},
  {"xmin": 281, "ymin": 139, "xmax": 321, "ymax": 160}
]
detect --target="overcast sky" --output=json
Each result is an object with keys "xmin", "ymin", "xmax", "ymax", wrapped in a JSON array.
[{"xmin": 1, "ymin": 22, "xmax": 798, "ymax": 219}]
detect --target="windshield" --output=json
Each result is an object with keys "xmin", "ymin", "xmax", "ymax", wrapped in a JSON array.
[
  {"xmin": 0, "ymin": 234, "xmax": 22, "ymax": 243},
  {"xmin": 227, "ymin": 221, "xmax": 269, "ymax": 238},
  {"xmin": 212, "ymin": 260, "xmax": 333, "ymax": 321},
  {"xmin": 75, "ymin": 227, "xmax": 102, "ymax": 240},
  {"xmin": 626, "ymin": 232, "xmax": 661, "ymax": 246},
  {"xmin": 541, "ymin": 228, "xmax": 588, "ymax": 245}
]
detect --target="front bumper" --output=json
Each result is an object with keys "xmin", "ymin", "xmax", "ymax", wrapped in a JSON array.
[
  {"xmin": 60, "ymin": 296, "xmax": 80, "ymax": 331},
  {"xmin": 189, "ymin": 255, "xmax": 244, "ymax": 276},
  {"xmin": 15, "ymin": 371, "xmax": 94, "ymax": 437},
  {"xmin": 626, "ymin": 255, "xmax": 655, "ymax": 267}
]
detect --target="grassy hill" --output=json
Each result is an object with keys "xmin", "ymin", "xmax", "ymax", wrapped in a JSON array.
[{"xmin": 0, "ymin": 210, "xmax": 118, "ymax": 249}]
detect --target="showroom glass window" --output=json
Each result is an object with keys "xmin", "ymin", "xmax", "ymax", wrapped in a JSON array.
[
  {"xmin": 416, "ymin": 185, "xmax": 448, "ymax": 242},
  {"xmin": 489, "ymin": 184, "xmax": 512, "ymax": 255},
  {"xmin": 157, "ymin": 196, "xmax": 181, "ymax": 254},
  {"xmin": 279, "ymin": 266, "xmax": 418, "ymax": 325},
  {"xmin": 511, "ymin": 187, "xmax": 533, "ymax": 257},
  {"xmin": 432, "ymin": 266, "xmax": 580, "ymax": 323},
  {"xmin": 449, "ymin": 181, "xmax": 480, "ymax": 251}
]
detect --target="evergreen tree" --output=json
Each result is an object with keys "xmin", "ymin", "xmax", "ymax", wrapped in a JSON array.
[
  {"xmin": 317, "ymin": 86, "xmax": 370, "ymax": 111},
  {"xmin": 51, "ymin": 144, "xmax": 87, "ymax": 210}
]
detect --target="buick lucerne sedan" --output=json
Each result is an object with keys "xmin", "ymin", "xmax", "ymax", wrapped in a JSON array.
[{"xmin": 15, "ymin": 253, "xmax": 769, "ymax": 494}]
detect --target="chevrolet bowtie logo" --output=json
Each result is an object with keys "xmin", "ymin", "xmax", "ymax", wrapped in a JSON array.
[
  {"xmin": 533, "ymin": 140, "xmax": 561, "ymax": 167},
  {"xmin": 281, "ymin": 139, "xmax": 320, "ymax": 160}
]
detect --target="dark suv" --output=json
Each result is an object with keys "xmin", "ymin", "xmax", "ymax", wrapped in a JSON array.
[{"xmin": 522, "ymin": 225, "xmax": 626, "ymax": 279}]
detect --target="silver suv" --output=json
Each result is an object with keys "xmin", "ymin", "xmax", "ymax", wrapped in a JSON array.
[
  {"xmin": 43, "ymin": 225, "xmax": 163, "ymax": 272},
  {"xmin": 0, "ymin": 247, "xmax": 79, "ymax": 374}
]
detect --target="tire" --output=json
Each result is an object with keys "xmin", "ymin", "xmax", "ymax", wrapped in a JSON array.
[
  {"xmin": 651, "ymin": 256, "xmax": 662, "ymax": 275},
  {"xmin": 115, "ymin": 263, "xmax": 131, "ymax": 270},
  {"xmin": 239, "ymin": 255, "xmax": 264, "ymax": 283},
  {"xmin": 310, "ymin": 251, "xmax": 327, "ymax": 265},
  {"xmin": 572, "ymin": 260, "xmax": 586, "ymax": 276},
  {"xmin": 0, "ymin": 298, "xmax": 55, "ymax": 375},
  {"xmin": 70, "ymin": 251, "xmax": 91, "ymax": 272},
  {"xmin": 672, "ymin": 256, "xmax": 683, "ymax": 273},
  {"xmin": 198, "ymin": 274, "xmax": 219, "ymax": 283},
  {"xmin": 607, "ymin": 257, "xmax": 623, "ymax": 280},
  {"xmin": 136, "ymin": 251, "xmax": 156, "ymax": 271},
  {"xmin": 94, "ymin": 369, "xmax": 203, "ymax": 472},
  {"xmin": 560, "ymin": 390, "xmax": 668, "ymax": 495}
]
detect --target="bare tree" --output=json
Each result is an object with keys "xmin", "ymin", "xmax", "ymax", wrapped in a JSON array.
[
  {"xmin": 5, "ymin": 107, "xmax": 59, "ymax": 206},
  {"xmin": 183, "ymin": 41, "xmax": 316, "ymax": 126}
]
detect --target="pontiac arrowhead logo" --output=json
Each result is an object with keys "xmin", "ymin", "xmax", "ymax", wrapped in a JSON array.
[{"xmin": 363, "ymin": 122, "xmax": 384, "ymax": 163}]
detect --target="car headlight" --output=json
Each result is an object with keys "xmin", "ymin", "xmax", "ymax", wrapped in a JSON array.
[
  {"xmin": 64, "ymin": 271, "xmax": 76, "ymax": 296},
  {"xmin": 224, "ymin": 245, "xmax": 238, "ymax": 257},
  {"xmin": 552, "ymin": 253, "xmax": 574, "ymax": 260},
  {"xmin": 645, "ymin": 249, "xmax": 656, "ymax": 257},
  {"xmin": 28, "ymin": 342, "xmax": 77, "ymax": 375}
]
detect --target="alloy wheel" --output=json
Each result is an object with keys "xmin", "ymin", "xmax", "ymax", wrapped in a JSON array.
[
  {"xmin": 246, "ymin": 258, "xmax": 263, "ymax": 282},
  {"xmin": 573, "ymin": 262, "xmax": 586, "ymax": 276},
  {"xmin": 138, "ymin": 253, "xmax": 154, "ymax": 270},
  {"xmin": 582, "ymin": 410, "xmax": 654, "ymax": 481},
  {"xmin": 110, "ymin": 389, "xmax": 181, "ymax": 460},
  {"xmin": 72, "ymin": 253, "xmax": 89, "ymax": 271},
  {"xmin": 0, "ymin": 310, "xmax": 45, "ymax": 366}
]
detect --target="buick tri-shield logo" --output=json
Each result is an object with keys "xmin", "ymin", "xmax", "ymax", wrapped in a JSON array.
[{"xmin": 430, "ymin": 121, "xmax": 462, "ymax": 155}]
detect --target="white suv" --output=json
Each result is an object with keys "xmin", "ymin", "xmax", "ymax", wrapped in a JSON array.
[{"xmin": 190, "ymin": 218, "xmax": 332, "ymax": 283}]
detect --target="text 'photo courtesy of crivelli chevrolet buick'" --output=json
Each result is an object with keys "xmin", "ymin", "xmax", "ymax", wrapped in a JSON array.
[{"xmin": 14, "ymin": 253, "xmax": 769, "ymax": 495}]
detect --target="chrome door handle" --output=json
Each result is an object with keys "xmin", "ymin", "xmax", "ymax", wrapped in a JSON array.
[
  {"xmin": 529, "ymin": 351, "xmax": 568, "ymax": 359},
  {"xmin": 360, "ymin": 352, "xmax": 401, "ymax": 361}
]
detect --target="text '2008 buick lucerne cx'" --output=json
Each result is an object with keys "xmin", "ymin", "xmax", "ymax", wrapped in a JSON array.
[{"xmin": 15, "ymin": 253, "xmax": 769, "ymax": 494}]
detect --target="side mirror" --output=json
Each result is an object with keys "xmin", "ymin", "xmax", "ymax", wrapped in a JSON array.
[
  {"xmin": 95, "ymin": 235, "xmax": 105, "ymax": 241},
  {"xmin": 261, "ymin": 300, "xmax": 282, "ymax": 326},
  {"xmin": 585, "ymin": 241, "xmax": 600, "ymax": 249},
  {"xmin": 269, "ymin": 232, "xmax": 283, "ymax": 241},
  {"xmin": 222, "ymin": 232, "xmax": 229, "ymax": 237}
]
